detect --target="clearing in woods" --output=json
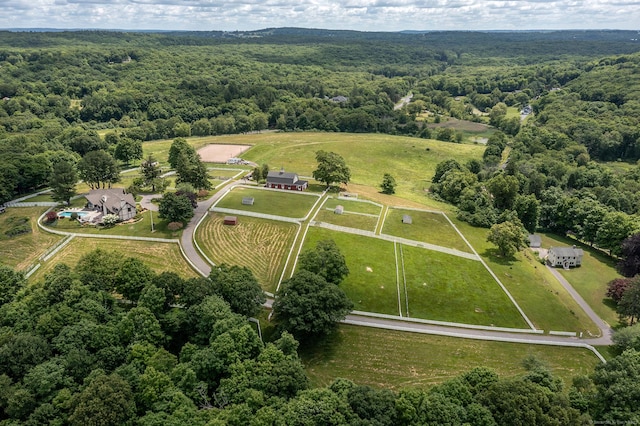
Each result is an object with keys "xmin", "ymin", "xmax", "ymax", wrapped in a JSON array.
[{"xmin": 195, "ymin": 213, "xmax": 299, "ymax": 293}]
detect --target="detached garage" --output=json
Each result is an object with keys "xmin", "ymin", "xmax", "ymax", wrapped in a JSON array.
[{"xmin": 223, "ymin": 216, "xmax": 238, "ymax": 225}]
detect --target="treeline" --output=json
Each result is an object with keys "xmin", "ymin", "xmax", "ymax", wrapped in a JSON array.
[{"xmin": 1, "ymin": 252, "xmax": 639, "ymax": 425}]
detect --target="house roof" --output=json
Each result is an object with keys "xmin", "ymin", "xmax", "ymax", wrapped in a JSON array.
[
  {"xmin": 528, "ymin": 234, "xmax": 541, "ymax": 247},
  {"xmin": 549, "ymin": 246, "xmax": 584, "ymax": 257},
  {"xmin": 85, "ymin": 188, "xmax": 135, "ymax": 213},
  {"xmin": 402, "ymin": 214, "xmax": 412, "ymax": 224}
]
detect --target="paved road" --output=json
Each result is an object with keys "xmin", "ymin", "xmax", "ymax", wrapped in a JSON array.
[
  {"xmin": 139, "ymin": 194, "xmax": 161, "ymax": 211},
  {"xmin": 546, "ymin": 265, "xmax": 612, "ymax": 344}
]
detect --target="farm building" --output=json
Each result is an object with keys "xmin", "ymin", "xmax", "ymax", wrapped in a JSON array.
[
  {"xmin": 334, "ymin": 205, "xmax": 344, "ymax": 214},
  {"xmin": 528, "ymin": 234, "xmax": 541, "ymax": 248},
  {"xmin": 265, "ymin": 168, "xmax": 308, "ymax": 191},
  {"xmin": 547, "ymin": 246, "xmax": 583, "ymax": 269},
  {"xmin": 402, "ymin": 215, "xmax": 412, "ymax": 224},
  {"xmin": 223, "ymin": 216, "xmax": 238, "ymax": 225},
  {"xmin": 84, "ymin": 188, "xmax": 136, "ymax": 221},
  {"xmin": 242, "ymin": 197, "xmax": 255, "ymax": 206}
]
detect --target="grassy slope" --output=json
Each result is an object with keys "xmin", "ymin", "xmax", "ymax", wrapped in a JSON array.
[
  {"xmin": 29, "ymin": 238, "xmax": 198, "ymax": 282},
  {"xmin": 0, "ymin": 207, "xmax": 62, "ymax": 271},
  {"xmin": 541, "ymin": 233, "xmax": 621, "ymax": 327},
  {"xmin": 215, "ymin": 186, "xmax": 319, "ymax": 219},
  {"xmin": 301, "ymin": 324, "xmax": 601, "ymax": 390}
]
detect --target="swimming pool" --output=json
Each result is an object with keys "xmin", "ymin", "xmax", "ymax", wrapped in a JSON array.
[{"xmin": 58, "ymin": 211, "xmax": 89, "ymax": 218}]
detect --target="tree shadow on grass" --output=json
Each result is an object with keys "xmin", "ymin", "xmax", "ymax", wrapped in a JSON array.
[
  {"xmin": 481, "ymin": 248, "xmax": 518, "ymax": 266},
  {"xmin": 297, "ymin": 329, "xmax": 343, "ymax": 364}
]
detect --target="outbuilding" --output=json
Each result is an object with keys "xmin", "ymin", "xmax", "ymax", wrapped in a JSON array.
[
  {"xmin": 402, "ymin": 214, "xmax": 412, "ymax": 224},
  {"xmin": 223, "ymin": 216, "xmax": 238, "ymax": 225},
  {"xmin": 548, "ymin": 246, "xmax": 583, "ymax": 269},
  {"xmin": 334, "ymin": 205, "xmax": 344, "ymax": 214},
  {"xmin": 242, "ymin": 197, "xmax": 255, "ymax": 206}
]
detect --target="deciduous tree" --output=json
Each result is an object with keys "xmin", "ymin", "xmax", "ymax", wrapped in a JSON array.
[
  {"xmin": 312, "ymin": 150, "xmax": 351, "ymax": 188},
  {"xmin": 297, "ymin": 239, "xmax": 349, "ymax": 285},
  {"xmin": 209, "ymin": 264, "xmax": 266, "ymax": 318},
  {"xmin": 158, "ymin": 192, "xmax": 194, "ymax": 224},
  {"xmin": 380, "ymin": 173, "xmax": 396, "ymax": 195},
  {"xmin": 487, "ymin": 220, "xmax": 528, "ymax": 258},
  {"xmin": 49, "ymin": 159, "xmax": 77, "ymax": 205}
]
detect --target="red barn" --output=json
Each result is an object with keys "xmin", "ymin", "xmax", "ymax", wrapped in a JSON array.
[
  {"xmin": 223, "ymin": 216, "xmax": 238, "ymax": 225},
  {"xmin": 265, "ymin": 168, "xmax": 308, "ymax": 191}
]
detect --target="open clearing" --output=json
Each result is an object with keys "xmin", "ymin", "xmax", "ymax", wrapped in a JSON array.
[
  {"xmin": 313, "ymin": 197, "xmax": 381, "ymax": 232},
  {"xmin": 197, "ymin": 144, "xmax": 252, "ymax": 163},
  {"xmin": 196, "ymin": 213, "xmax": 298, "ymax": 293},
  {"xmin": 29, "ymin": 238, "xmax": 198, "ymax": 282},
  {"xmin": 382, "ymin": 208, "xmax": 471, "ymax": 253},
  {"xmin": 214, "ymin": 186, "xmax": 319, "ymax": 219},
  {"xmin": 192, "ymin": 132, "xmax": 484, "ymax": 204},
  {"xmin": 302, "ymin": 227, "xmax": 526, "ymax": 327},
  {"xmin": 0, "ymin": 207, "xmax": 63, "ymax": 271},
  {"xmin": 301, "ymin": 324, "xmax": 601, "ymax": 390}
]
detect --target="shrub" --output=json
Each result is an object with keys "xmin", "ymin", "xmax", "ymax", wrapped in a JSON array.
[
  {"xmin": 46, "ymin": 211, "xmax": 58, "ymax": 223},
  {"xmin": 5, "ymin": 224, "xmax": 31, "ymax": 237},
  {"xmin": 167, "ymin": 222, "xmax": 184, "ymax": 231},
  {"xmin": 70, "ymin": 212, "xmax": 79, "ymax": 220},
  {"xmin": 102, "ymin": 214, "xmax": 119, "ymax": 227},
  {"xmin": 197, "ymin": 189, "xmax": 209, "ymax": 198}
]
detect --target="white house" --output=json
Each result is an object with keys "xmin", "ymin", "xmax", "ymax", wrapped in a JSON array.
[
  {"xmin": 547, "ymin": 246, "xmax": 584, "ymax": 269},
  {"xmin": 85, "ymin": 188, "xmax": 136, "ymax": 221}
]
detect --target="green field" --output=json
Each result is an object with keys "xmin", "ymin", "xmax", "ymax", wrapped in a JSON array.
[
  {"xmin": 382, "ymin": 208, "xmax": 471, "ymax": 253},
  {"xmin": 302, "ymin": 227, "xmax": 399, "ymax": 315},
  {"xmin": 29, "ymin": 238, "xmax": 198, "ymax": 282},
  {"xmin": 208, "ymin": 168, "xmax": 247, "ymax": 179},
  {"xmin": 195, "ymin": 213, "xmax": 298, "ymax": 293},
  {"xmin": 195, "ymin": 133, "xmax": 484, "ymax": 203},
  {"xmin": 541, "ymin": 233, "xmax": 622, "ymax": 328},
  {"xmin": 214, "ymin": 186, "xmax": 319, "ymax": 219},
  {"xmin": 313, "ymin": 209, "xmax": 379, "ymax": 232},
  {"xmin": 0, "ymin": 207, "xmax": 63, "ymax": 271},
  {"xmin": 323, "ymin": 197, "xmax": 383, "ymax": 215},
  {"xmin": 452, "ymin": 219, "xmax": 599, "ymax": 334},
  {"xmin": 401, "ymin": 245, "xmax": 526, "ymax": 327},
  {"xmin": 301, "ymin": 324, "xmax": 601, "ymax": 390}
]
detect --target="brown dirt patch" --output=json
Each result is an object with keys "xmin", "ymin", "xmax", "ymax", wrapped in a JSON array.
[{"xmin": 197, "ymin": 144, "xmax": 252, "ymax": 163}]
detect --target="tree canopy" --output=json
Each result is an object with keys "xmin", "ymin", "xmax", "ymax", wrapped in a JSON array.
[{"xmin": 312, "ymin": 150, "xmax": 351, "ymax": 188}]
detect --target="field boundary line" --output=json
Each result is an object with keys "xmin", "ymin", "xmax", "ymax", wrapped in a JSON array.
[
  {"xmin": 24, "ymin": 263, "xmax": 41, "ymax": 279},
  {"xmin": 394, "ymin": 241, "xmax": 403, "ymax": 317},
  {"xmin": 42, "ymin": 235, "xmax": 75, "ymax": 262},
  {"xmin": 276, "ymin": 222, "xmax": 303, "ymax": 293},
  {"xmin": 376, "ymin": 205, "xmax": 389, "ymax": 235},
  {"xmin": 400, "ymin": 243, "xmax": 409, "ymax": 317},
  {"xmin": 440, "ymin": 212, "xmax": 537, "ymax": 330},
  {"xmin": 211, "ymin": 207, "xmax": 302, "ymax": 223}
]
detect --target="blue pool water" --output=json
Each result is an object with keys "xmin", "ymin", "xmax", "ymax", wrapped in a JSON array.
[{"xmin": 58, "ymin": 211, "xmax": 89, "ymax": 218}]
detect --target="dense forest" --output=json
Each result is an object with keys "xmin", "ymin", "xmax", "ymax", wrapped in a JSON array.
[
  {"xmin": 1, "ymin": 251, "xmax": 640, "ymax": 425},
  {"xmin": 1, "ymin": 29, "xmax": 640, "ymax": 424}
]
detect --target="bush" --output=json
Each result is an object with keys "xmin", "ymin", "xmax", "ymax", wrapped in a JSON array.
[
  {"xmin": 101, "ymin": 214, "xmax": 119, "ymax": 227},
  {"xmin": 167, "ymin": 222, "xmax": 184, "ymax": 231},
  {"xmin": 70, "ymin": 212, "xmax": 79, "ymax": 220},
  {"xmin": 197, "ymin": 189, "xmax": 209, "ymax": 198},
  {"xmin": 46, "ymin": 211, "xmax": 58, "ymax": 223},
  {"xmin": 5, "ymin": 224, "xmax": 31, "ymax": 237}
]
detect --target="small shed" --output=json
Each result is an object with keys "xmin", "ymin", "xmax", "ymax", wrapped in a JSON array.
[
  {"xmin": 242, "ymin": 197, "xmax": 255, "ymax": 206},
  {"xmin": 334, "ymin": 205, "xmax": 344, "ymax": 215},
  {"xmin": 528, "ymin": 234, "xmax": 541, "ymax": 248},
  {"xmin": 223, "ymin": 216, "xmax": 238, "ymax": 225},
  {"xmin": 402, "ymin": 214, "xmax": 412, "ymax": 224}
]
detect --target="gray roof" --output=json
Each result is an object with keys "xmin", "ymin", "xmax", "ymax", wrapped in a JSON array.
[
  {"xmin": 85, "ymin": 188, "xmax": 135, "ymax": 213},
  {"xmin": 266, "ymin": 170, "xmax": 307, "ymax": 186},
  {"xmin": 549, "ymin": 246, "xmax": 584, "ymax": 257},
  {"xmin": 528, "ymin": 234, "xmax": 541, "ymax": 247},
  {"xmin": 402, "ymin": 214, "xmax": 412, "ymax": 224}
]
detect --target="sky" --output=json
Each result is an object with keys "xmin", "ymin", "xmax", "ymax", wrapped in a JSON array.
[{"xmin": 1, "ymin": 0, "xmax": 639, "ymax": 32}]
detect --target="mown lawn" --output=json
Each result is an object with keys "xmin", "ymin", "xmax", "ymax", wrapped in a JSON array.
[
  {"xmin": 42, "ymin": 210, "xmax": 180, "ymax": 239},
  {"xmin": 300, "ymin": 324, "xmax": 602, "ymax": 390},
  {"xmin": 322, "ymin": 197, "xmax": 383, "ymax": 215},
  {"xmin": 452, "ymin": 219, "xmax": 599, "ymax": 334},
  {"xmin": 401, "ymin": 245, "xmax": 527, "ymax": 328},
  {"xmin": 195, "ymin": 213, "xmax": 298, "ymax": 293},
  {"xmin": 382, "ymin": 208, "xmax": 471, "ymax": 253},
  {"xmin": 214, "ymin": 186, "xmax": 320, "ymax": 219},
  {"xmin": 0, "ymin": 207, "xmax": 63, "ymax": 271},
  {"xmin": 313, "ymin": 209, "xmax": 379, "ymax": 232},
  {"xmin": 541, "ymin": 233, "xmax": 622, "ymax": 328},
  {"xmin": 302, "ymin": 227, "xmax": 400, "ymax": 315},
  {"xmin": 29, "ymin": 238, "xmax": 198, "ymax": 282}
]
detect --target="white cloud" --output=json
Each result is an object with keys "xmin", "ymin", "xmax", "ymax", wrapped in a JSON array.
[{"xmin": 1, "ymin": 0, "xmax": 639, "ymax": 31}]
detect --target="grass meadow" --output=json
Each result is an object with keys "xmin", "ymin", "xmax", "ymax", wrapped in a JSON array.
[
  {"xmin": 323, "ymin": 197, "xmax": 383, "ymax": 215},
  {"xmin": 214, "ymin": 186, "xmax": 319, "ymax": 219},
  {"xmin": 195, "ymin": 213, "xmax": 298, "ymax": 293},
  {"xmin": 186, "ymin": 132, "xmax": 484, "ymax": 203},
  {"xmin": 302, "ymin": 227, "xmax": 400, "ymax": 315},
  {"xmin": 313, "ymin": 209, "xmax": 379, "ymax": 232},
  {"xmin": 29, "ymin": 238, "xmax": 198, "ymax": 282},
  {"xmin": 382, "ymin": 208, "xmax": 471, "ymax": 253},
  {"xmin": 400, "ymin": 245, "xmax": 527, "ymax": 327},
  {"xmin": 300, "ymin": 324, "xmax": 602, "ymax": 390},
  {"xmin": 452, "ymin": 219, "xmax": 599, "ymax": 334},
  {"xmin": 0, "ymin": 207, "xmax": 63, "ymax": 271},
  {"xmin": 541, "ymin": 233, "xmax": 622, "ymax": 328}
]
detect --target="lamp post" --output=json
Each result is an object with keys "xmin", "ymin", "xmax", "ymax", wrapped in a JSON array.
[{"xmin": 150, "ymin": 209, "xmax": 154, "ymax": 232}]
